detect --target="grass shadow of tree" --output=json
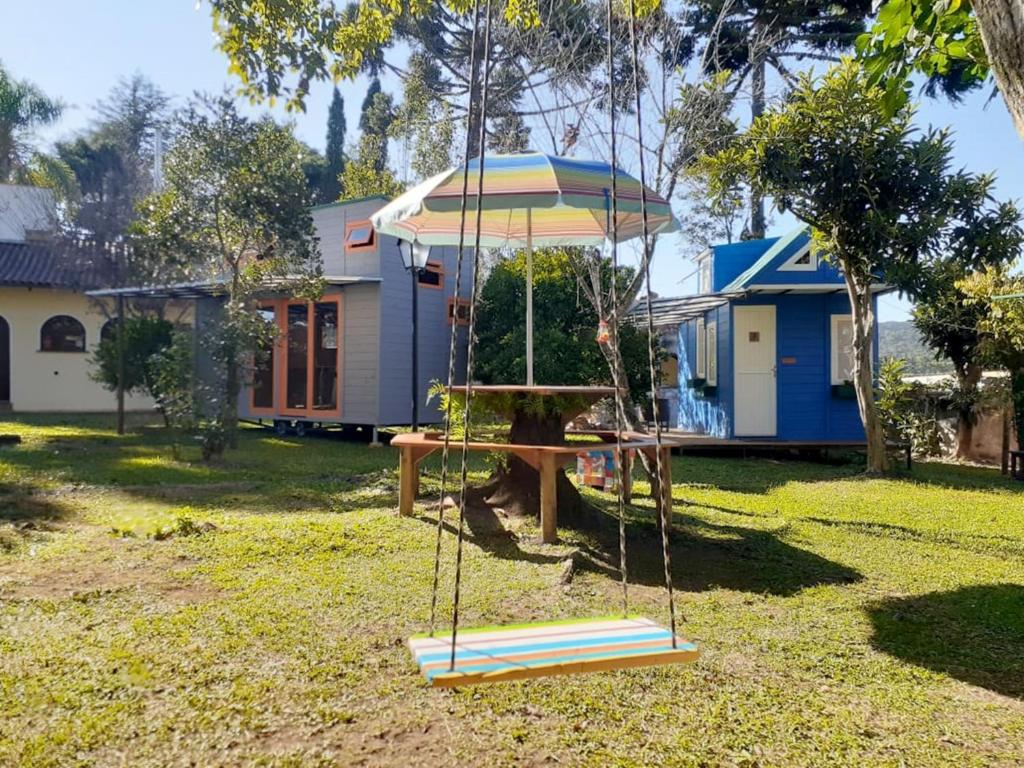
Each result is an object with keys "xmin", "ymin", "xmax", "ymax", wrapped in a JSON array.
[
  {"xmin": 867, "ymin": 584, "xmax": 1024, "ymax": 699},
  {"xmin": 413, "ymin": 489, "xmax": 862, "ymax": 597},
  {"xmin": 574, "ymin": 507, "xmax": 862, "ymax": 597}
]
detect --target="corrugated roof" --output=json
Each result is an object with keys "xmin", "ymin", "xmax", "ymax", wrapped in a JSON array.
[
  {"xmin": 626, "ymin": 293, "xmax": 739, "ymax": 327},
  {"xmin": 0, "ymin": 240, "xmax": 115, "ymax": 290}
]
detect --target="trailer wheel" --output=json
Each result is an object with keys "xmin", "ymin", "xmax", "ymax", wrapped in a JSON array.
[
  {"xmin": 294, "ymin": 421, "xmax": 308, "ymax": 438},
  {"xmin": 274, "ymin": 420, "xmax": 290, "ymax": 437}
]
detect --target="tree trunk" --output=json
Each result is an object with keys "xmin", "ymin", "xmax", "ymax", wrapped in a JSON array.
[
  {"xmin": 480, "ymin": 409, "xmax": 593, "ymax": 524},
  {"xmin": 954, "ymin": 363, "xmax": 983, "ymax": 459},
  {"xmin": 597, "ymin": 336, "xmax": 661, "ymax": 495},
  {"xmin": 843, "ymin": 271, "xmax": 888, "ymax": 473},
  {"xmin": 747, "ymin": 35, "xmax": 767, "ymax": 239},
  {"xmin": 1010, "ymin": 366, "xmax": 1024, "ymax": 452},
  {"xmin": 972, "ymin": 0, "xmax": 1024, "ymax": 140}
]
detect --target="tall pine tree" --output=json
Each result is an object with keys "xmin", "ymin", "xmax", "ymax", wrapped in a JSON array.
[
  {"xmin": 320, "ymin": 87, "xmax": 346, "ymax": 203},
  {"xmin": 358, "ymin": 77, "xmax": 393, "ymax": 174},
  {"xmin": 691, "ymin": 0, "xmax": 871, "ymax": 238}
]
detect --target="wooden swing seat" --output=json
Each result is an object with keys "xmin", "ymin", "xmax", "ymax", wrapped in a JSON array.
[{"xmin": 408, "ymin": 616, "xmax": 698, "ymax": 687}]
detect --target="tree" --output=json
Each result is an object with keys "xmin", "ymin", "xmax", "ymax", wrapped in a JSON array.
[
  {"xmin": 339, "ymin": 134, "xmax": 405, "ymax": 200},
  {"xmin": 912, "ymin": 253, "xmax": 1016, "ymax": 458},
  {"xmin": 391, "ymin": 53, "xmax": 456, "ymax": 181},
  {"xmin": 690, "ymin": 0, "xmax": 872, "ymax": 237},
  {"xmin": 959, "ymin": 267, "xmax": 1024, "ymax": 452},
  {"xmin": 57, "ymin": 74, "xmax": 171, "ymax": 242},
  {"xmin": 132, "ymin": 95, "xmax": 322, "ymax": 454},
  {"xmin": 699, "ymin": 59, "xmax": 1022, "ymax": 472},
  {"xmin": 475, "ymin": 250, "xmax": 650, "ymax": 401},
  {"xmin": 858, "ymin": 0, "xmax": 1024, "ymax": 140},
  {"xmin": 358, "ymin": 77, "xmax": 394, "ymax": 174},
  {"xmin": 320, "ymin": 87, "xmax": 347, "ymax": 202},
  {"xmin": 0, "ymin": 62, "xmax": 63, "ymax": 182},
  {"xmin": 90, "ymin": 316, "xmax": 174, "ymax": 420}
]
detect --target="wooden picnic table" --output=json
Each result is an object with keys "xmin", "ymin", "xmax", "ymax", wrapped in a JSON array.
[{"xmin": 392, "ymin": 429, "xmax": 670, "ymax": 543}]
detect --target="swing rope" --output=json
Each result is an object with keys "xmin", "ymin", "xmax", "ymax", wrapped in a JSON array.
[
  {"xmin": 428, "ymin": 0, "xmax": 484, "ymax": 638},
  {"xmin": 448, "ymin": 0, "xmax": 495, "ymax": 672},
  {"xmin": 627, "ymin": 0, "xmax": 679, "ymax": 647},
  {"xmin": 423, "ymin": 0, "xmax": 684, "ymax": 678},
  {"xmin": 604, "ymin": 0, "xmax": 629, "ymax": 617}
]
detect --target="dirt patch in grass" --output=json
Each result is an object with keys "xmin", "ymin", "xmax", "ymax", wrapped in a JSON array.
[{"xmin": 0, "ymin": 537, "xmax": 221, "ymax": 605}]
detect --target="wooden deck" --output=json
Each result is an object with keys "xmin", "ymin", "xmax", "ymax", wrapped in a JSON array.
[{"xmin": 657, "ymin": 432, "xmax": 912, "ymax": 468}]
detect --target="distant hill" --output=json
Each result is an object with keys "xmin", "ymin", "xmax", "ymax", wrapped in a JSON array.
[{"xmin": 878, "ymin": 321, "xmax": 952, "ymax": 375}]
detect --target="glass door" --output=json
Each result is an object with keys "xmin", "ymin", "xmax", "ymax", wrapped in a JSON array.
[
  {"xmin": 313, "ymin": 302, "xmax": 339, "ymax": 411},
  {"xmin": 285, "ymin": 303, "xmax": 309, "ymax": 412},
  {"xmin": 251, "ymin": 305, "xmax": 277, "ymax": 412},
  {"xmin": 278, "ymin": 296, "xmax": 342, "ymax": 419}
]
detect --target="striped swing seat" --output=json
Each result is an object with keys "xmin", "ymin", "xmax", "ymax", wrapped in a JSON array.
[{"xmin": 409, "ymin": 616, "xmax": 698, "ymax": 687}]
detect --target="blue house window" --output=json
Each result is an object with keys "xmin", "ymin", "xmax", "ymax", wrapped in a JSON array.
[
  {"xmin": 831, "ymin": 314, "xmax": 855, "ymax": 384},
  {"xmin": 706, "ymin": 321, "xmax": 717, "ymax": 386},
  {"xmin": 695, "ymin": 318, "xmax": 706, "ymax": 378}
]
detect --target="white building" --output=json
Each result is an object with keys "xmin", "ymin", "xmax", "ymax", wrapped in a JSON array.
[{"xmin": 0, "ymin": 184, "xmax": 155, "ymax": 413}]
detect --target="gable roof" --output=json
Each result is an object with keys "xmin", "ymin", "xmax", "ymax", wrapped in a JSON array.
[
  {"xmin": 720, "ymin": 226, "xmax": 809, "ymax": 292},
  {"xmin": 0, "ymin": 240, "xmax": 115, "ymax": 290}
]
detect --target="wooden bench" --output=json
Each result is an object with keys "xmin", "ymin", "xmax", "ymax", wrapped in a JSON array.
[{"xmin": 391, "ymin": 431, "xmax": 671, "ymax": 543}]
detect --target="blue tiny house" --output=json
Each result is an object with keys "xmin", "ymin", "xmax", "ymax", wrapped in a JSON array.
[{"xmin": 647, "ymin": 227, "xmax": 885, "ymax": 441}]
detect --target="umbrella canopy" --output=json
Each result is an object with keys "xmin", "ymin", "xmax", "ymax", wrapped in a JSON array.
[{"xmin": 371, "ymin": 152, "xmax": 678, "ymax": 248}]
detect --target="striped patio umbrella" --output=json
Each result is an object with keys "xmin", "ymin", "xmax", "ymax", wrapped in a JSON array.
[{"xmin": 371, "ymin": 152, "xmax": 679, "ymax": 384}]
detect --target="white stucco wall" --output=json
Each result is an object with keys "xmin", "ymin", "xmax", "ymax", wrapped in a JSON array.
[{"xmin": 0, "ymin": 287, "xmax": 159, "ymax": 412}]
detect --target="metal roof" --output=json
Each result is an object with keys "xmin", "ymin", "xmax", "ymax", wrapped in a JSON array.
[
  {"xmin": 0, "ymin": 240, "xmax": 114, "ymax": 290},
  {"xmin": 626, "ymin": 293, "xmax": 739, "ymax": 327},
  {"xmin": 86, "ymin": 275, "xmax": 381, "ymax": 300}
]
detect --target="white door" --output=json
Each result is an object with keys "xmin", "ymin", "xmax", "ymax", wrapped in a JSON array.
[{"xmin": 733, "ymin": 306, "xmax": 777, "ymax": 436}]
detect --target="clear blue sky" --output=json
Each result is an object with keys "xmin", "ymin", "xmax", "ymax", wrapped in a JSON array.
[{"xmin": 3, "ymin": 1, "xmax": 1021, "ymax": 322}]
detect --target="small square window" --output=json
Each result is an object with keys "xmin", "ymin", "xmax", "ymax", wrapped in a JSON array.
[
  {"xmin": 447, "ymin": 298, "xmax": 471, "ymax": 326},
  {"xmin": 749, "ymin": 331, "xmax": 760, "ymax": 343},
  {"xmin": 418, "ymin": 261, "xmax": 445, "ymax": 290},
  {"xmin": 345, "ymin": 221, "xmax": 376, "ymax": 252}
]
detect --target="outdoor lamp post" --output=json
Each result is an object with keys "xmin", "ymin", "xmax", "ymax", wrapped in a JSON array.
[{"xmin": 398, "ymin": 238, "xmax": 431, "ymax": 432}]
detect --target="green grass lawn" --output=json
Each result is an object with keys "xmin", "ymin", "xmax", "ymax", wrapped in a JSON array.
[{"xmin": 1, "ymin": 414, "xmax": 1023, "ymax": 766}]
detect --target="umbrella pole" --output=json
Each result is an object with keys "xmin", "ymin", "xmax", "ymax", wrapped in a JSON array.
[{"xmin": 526, "ymin": 208, "xmax": 534, "ymax": 386}]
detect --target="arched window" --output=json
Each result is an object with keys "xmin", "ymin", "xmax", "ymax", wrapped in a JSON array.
[
  {"xmin": 100, "ymin": 318, "xmax": 119, "ymax": 343},
  {"xmin": 40, "ymin": 315, "xmax": 86, "ymax": 352}
]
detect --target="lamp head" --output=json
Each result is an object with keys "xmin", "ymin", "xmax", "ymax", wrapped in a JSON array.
[{"xmin": 399, "ymin": 238, "xmax": 431, "ymax": 271}]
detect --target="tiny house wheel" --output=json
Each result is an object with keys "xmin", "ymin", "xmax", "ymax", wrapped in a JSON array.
[
  {"xmin": 274, "ymin": 419, "xmax": 290, "ymax": 437},
  {"xmin": 294, "ymin": 421, "xmax": 308, "ymax": 438}
]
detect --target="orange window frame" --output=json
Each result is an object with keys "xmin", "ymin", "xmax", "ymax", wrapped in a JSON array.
[
  {"xmin": 344, "ymin": 220, "xmax": 376, "ymax": 253},
  {"xmin": 249, "ymin": 302, "xmax": 279, "ymax": 416},
  {"xmin": 447, "ymin": 297, "xmax": 471, "ymax": 327},
  {"xmin": 418, "ymin": 260, "xmax": 445, "ymax": 291},
  {"xmin": 276, "ymin": 295, "xmax": 344, "ymax": 420}
]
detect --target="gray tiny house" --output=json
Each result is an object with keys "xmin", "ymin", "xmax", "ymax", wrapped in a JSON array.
[{"xmin": 235, "ymin": 195, "xmax": 471, "ymax": 434}]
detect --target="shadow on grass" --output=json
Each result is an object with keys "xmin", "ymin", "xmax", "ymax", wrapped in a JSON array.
[
  {"xmin": 0, "ymin": 481, "xmax": 70, "ymax": 525},
  {"xmin": 579, "ymin": 510, "xmax": 862, "ymax": 597},
  {"xmin": 868, "ymin": 584, "xmax": 1024, "ymax": 699},
  {"xmin": 414, "ymin": 494, "xmax": 862, "ymax": 597},
  {"xmin": 672, "ymin": 454, "xmax": 1023, "ymax": 497},
  {"xmin": 803, "ymin": 517, "xmax": 1024, "ymax": 559}
]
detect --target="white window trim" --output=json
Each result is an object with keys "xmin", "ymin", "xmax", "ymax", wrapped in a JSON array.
[
  {"xmin": 695, "ymin": 318, "xmax": 706, "ymax": 379},
  {"xmin": 830, "ymin": 314, "xmax": 857, "ymax": 385},
  {"xmin": 779, "ymin": 243, "xmax": 817, "ymax": 272},
  {"xmin": 706, "ymin": 320, "xmax": 717, "ymax": 386},
  {"xmin": 696, "ymin": 250, "xmax": 713, "ymax": 294}
]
